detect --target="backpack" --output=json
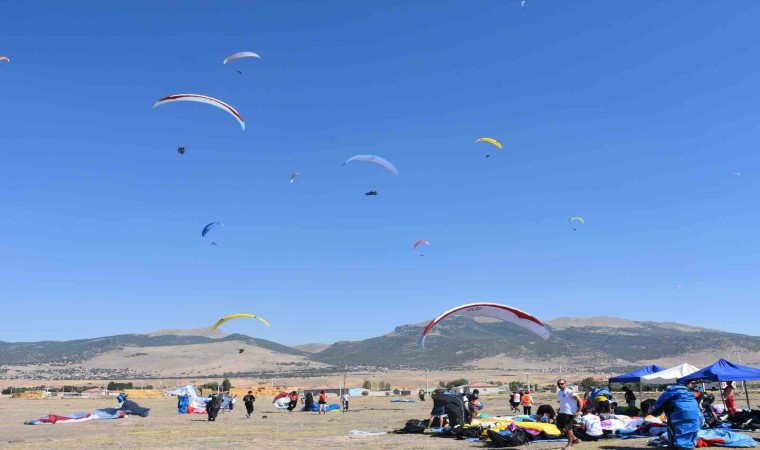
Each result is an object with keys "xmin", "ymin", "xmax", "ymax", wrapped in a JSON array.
[
  {"xmin": 392, "ymin": 419, "xmax": 428, "ymax": 434},
  {"xmin": 487, "ymin": 427, "xmax": 531, "ymax": 447}
]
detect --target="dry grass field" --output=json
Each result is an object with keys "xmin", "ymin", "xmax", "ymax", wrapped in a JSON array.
[{"xmin": 0, "ymin": 392, "xmax": 666, "ymax": 450}]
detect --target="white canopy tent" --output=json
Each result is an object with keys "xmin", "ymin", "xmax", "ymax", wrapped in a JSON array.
[{"xmin": 640, "ymin": 363, "xmax": 699, "ymax": 385}]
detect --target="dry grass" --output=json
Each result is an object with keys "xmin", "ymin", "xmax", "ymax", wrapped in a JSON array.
[{"xmin": 0, "ymin": 393, "xmax": 661, "ymax": 450}]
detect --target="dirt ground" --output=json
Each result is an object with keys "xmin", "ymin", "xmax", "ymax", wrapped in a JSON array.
[{"xmin": 0, "ymin": 393, "xmax": 661, "ymax": 450}]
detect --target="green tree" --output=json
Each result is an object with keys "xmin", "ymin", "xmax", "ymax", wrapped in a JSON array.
[
  {"xmin": 222, "ymin": 379, "xmax": 232, "ymax": 392},
  {"xmin": 508, "ymin": 381, "xmax": 522, "ymax": 391},
  {"xmin": 362, "ymin": 380, "xmax": 372, "ymax": 390},
  {"xmin": 445, "ymin": 378, "xmax": 468, "ymax": 390},
  {"xmin": 579, "ymin": 377, "xmax": 596, "ymax": 390}
]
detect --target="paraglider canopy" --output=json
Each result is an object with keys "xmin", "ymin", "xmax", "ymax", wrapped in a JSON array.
[
  {"xmin": 475, "ymin": 137, "xmax": 502, "ymax": 150},
  {"xmin": 153, "ymin": 94, "xmax": 245, "ymax": 130},
  {"xmin": 413, "ymin": 240, "xmax": 430, "ymax": 250},
  {"xmin": 344, "ymin": 155, "xmax": 398, "ymax": 177},
  {"xmin": 419, "ymin": 302, "xmax": 550, "ymax": 349},
  {"xmin": 210, "ymin": 313, "xmax": 271, "ymax": 331},
  {"xmin": 223, "ymin": 51, "xmax": 261, "ymax": 65},
  {"xmin": 202, "ymin": 222, "xmax": 223, "ymax": 237},
  {"xmin": 569, "ymin": 217, "xmax": 585, "ymax": 224},
  {"xmin": 0, "ymin": 56, "xmax": 9, "ymax": 63}
]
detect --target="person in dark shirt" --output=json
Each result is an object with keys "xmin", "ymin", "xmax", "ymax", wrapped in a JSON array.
[{"xmin": 243, "ymin": 391, "xmax": 256, "ymax": 419}]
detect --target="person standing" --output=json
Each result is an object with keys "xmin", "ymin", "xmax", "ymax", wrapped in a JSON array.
[
  {"xmin": 318, "ymin": 390, "xmax": 327, "ymax": 415},
  {"xmin": 623, "ymin": 386, "xmax": 637, "ymax": 410},
  {"xmin": 723, "ymin": 381, "xmax": 737, "ymax": 414},
  {"xmin": 556, "ymin": 379, "xmax": 583, "ymax": 450},
  {"xmin": 510, "ymin": 391, "xmax": 521, "ymax": 413},
  {"xmin": 242, "ymin": 391, "xmax": 255, "ymax": 418},
  {"xmin": 341, "ymin": 391, "xmax": 350, "ymax": 412},
  {"xmin": 521, "ymin": 390, "xmax": 534, "ymax": 415},
  {"xmin": 287, "ymin": 391, "xmax": 300, "ymax": 412},
  {"xmin": 649, "ymin": 383, "xmax": 701, "ymax": 449}
]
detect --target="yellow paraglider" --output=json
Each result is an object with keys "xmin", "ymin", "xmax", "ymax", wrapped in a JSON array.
[
  {"xmin": 210, "ymin": 313, "xmax": 271, "ymax": 331},
  {"xmin": 475, "ymin": 137, "xmax": 502, "ymax": 149}
]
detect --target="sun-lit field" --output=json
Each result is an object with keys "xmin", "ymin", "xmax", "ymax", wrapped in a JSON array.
[{"xmin": 0, "ymin": 393, "xmax": 661, "ymax": 450}]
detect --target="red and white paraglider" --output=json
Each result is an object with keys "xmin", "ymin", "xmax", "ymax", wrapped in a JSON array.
[{"xmin": 419, "ymin": 302, "xmax": 550, "ymax": 348}]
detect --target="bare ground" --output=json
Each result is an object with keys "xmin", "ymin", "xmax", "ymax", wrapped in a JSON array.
[{"xmin": 0, "ymin": 393, "xmax": 659, "ymax": 450}]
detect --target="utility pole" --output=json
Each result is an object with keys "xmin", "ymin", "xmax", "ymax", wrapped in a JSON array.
[{"xmin": 425, "ymin": 370, "xmax": 429, "ymax": 394}]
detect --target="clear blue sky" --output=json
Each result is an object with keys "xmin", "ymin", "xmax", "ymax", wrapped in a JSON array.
[{"xmin": 2, "ymin": 1, "xmax": 759, "ymax": 345}]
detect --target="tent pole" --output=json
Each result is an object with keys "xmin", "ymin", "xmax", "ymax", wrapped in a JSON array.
[{"xmin": 742, "ymin": 380, "xmax": 750, "ymax": 410}]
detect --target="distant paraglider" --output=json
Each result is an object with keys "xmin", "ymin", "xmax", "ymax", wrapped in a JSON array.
[
  {"xmin": 238, "ymin": 348, "xmax": 245, "ymax": 354},
  {"xmin": 210, "ymin": 241, "xmax": 218, "ymax": 246},
  {"xmin": 202, "ymin": 222, "xmax": 223, "ymax": 238},
  {"xmin": 210, "ymin": 313, "xmax": 271, "ymax": 331},
  {"xmin": 344, "ymin": 155, "xmax": 398, "ymax": 177},
  {"xmin": 569, "ymin": 217, "xmax": 584, "ymax": 231},
  {"xmin": 475, "ymin": 137, "xmax": 502, "ymax": 158},
  {"xmin": 177, "ymin": 146, "xmax": 186, "ymax": 155},
  {"xmin": 419, "ymin": 302, "xmax": 550, "ymax": 349},
  {"xmin": 365, "ymin": 190, "xmax": 379, "ymax": 196},
  {"xmin": 153, "ymin": 94, "xmax": 245, "ymax": 130},
  {"xmin": 0, "ymin": 56, "xmax": 9, "ymax": 63},
  {"xmin": 290, "ymin": 173, "xmax": 300, "ymax": 184}
]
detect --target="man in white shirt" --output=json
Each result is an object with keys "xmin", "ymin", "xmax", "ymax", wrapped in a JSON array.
[
  {"xmin": 556, "ymin": 379, "xmax": 583, "ymax": 449},
  {"xmin": 574, "ymin": 407, "xmax": 603, "ymax": 441},
  {"xmin": 341, "ymin": 392, "xmax": 350, "ymax": 412}
]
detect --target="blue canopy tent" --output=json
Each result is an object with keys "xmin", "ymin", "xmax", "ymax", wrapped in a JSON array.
[
  {"xmin": 609, "ymin": 365, "xmax": 666, "ymax": 407},
  {"xmin": 609, "ymin": 365, "xmax": 667, "ymax": 383},
  {"xmin": 678, "ymin": 359, "xmax": 760, "ymax": 409}
]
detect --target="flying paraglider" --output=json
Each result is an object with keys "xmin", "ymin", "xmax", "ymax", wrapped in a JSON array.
[
  {"xmin": 210, "ymin": 313, "xmax": 271, "ymax": 331},
  {"xmin": 569, "ymin": 217, "xmax": 584, "ymax": 231},
  {"xmin": 236, "ymin": 69, "xmax": 243, "ymax": 75},
  {"xmin": 0, "ymin": 56, "xmax": 9, "ymax": 63},
  {"xmin": 238, "ymin": 348, "xmax": 245, "ymax": 354},
  {"xmin": 177, "ymin": 146, "xmax": 186, "ymax": 155},
  {"xmin": 365, "ymin": 190, "xmax": 379, "ymax": 196},
  {"xmin": 223, "ymin": 52, "xmax": 261, "ymax": 65},
  {"xmin": 210, "ymin": 242, "xmax": 218, "ymax": 246},
  {"xmin": 344, "ymin": 155, "xmax": 398, "ymax": 177},
  {"xmin": 521, "ymin": 0, "xmax": 526, "ymax": 8},
  {"xmin": 290, "ymin": 172, "xmax": 300, "ymax": 184},
  {"xmin": 419, "ymin": 303, "xmax": 550, "ymax": 349},
  {"xmin": 475, "ymin": 137, "xmax": 502, "ymax": 158},
  {"xmin": 202, "ymin": 222, "xmax": 223, "ymax": 238},
  {"xmin": 153, "ymin": 94, "xmax": 245, "ymax": 130}
]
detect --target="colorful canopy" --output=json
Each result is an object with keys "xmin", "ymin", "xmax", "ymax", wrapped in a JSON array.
[
  {"xmin": 608, "ymin": 365, "xmax": 667, "ymax": 383},
  {"xmin": 641, "ymin": 363, "xmax": 700, "ymax": 385},
  {"xmin": 678, "ymin": 359, "xmax": 760, "ymax": 383}
]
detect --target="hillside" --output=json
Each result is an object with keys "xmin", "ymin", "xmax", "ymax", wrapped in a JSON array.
[
  {"xmin": 1, "ymin": 317, "xmax": 759, "ymax": 380},
  {"xmin": 311, "ymin": 316, "xmax": 760, "ymax": 371}
]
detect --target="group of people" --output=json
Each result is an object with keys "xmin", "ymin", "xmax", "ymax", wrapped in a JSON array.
[{"xmin": 509, "ymin": 389, "xmax": 535, "ymax": 415}]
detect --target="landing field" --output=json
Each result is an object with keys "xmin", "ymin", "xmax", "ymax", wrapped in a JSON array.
[{"xmin": 0, "ymin": 393, "xmax": 669, "ymax": 450}]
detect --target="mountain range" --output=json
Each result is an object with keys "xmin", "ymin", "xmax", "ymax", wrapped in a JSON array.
[{"xmin": 1, "ymin": 317, "xmax": 757, "ymax": 380}]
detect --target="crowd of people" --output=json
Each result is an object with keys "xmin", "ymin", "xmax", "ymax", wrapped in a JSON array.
[{"xmin": 416, "ymin": 377, "xmax": 744, "ymax": 450}]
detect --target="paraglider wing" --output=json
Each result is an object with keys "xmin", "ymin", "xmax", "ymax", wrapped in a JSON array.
[
  {"xmin": 223, "ymin": 51, "xmax": 261, "ymax": 65},
  {"xmin": 153, "ymin": 94, "xmax": 245, "ymax": 130},
  {"xmin": 210, "ymin": 313, "xmax": 271, "ymax": 331},
  {"xmin": 201, "ymin": 222, "xmax": 223, "ymax": 237},
  {"xmin": 413, "ymin": 240, "xmax": 430, "ymax": 250},
  {"xmin": 569, "ymin": 217, "xmax": 585, "ymax": 224},
  {"xmin": 419, "ymin": 302, "xmax": 550, "ymax": 348},
  {"xmin": 290, "ymin": 172, "xmax": 300, "ymax": 183},
  {"xmin": 475, "ymin": 137, "xmax": 502, "ymax": 150},
  {"xmin": 0, "ymin": 56, "xmax": 9, "ymax": 63},
  {"xmin": 344, "ymin": 155, "xmax": 398, "ymax": 177}
]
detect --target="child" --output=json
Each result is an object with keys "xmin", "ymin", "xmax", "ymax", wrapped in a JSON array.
[{"xmin": 318, "ymin": 390, "xmax": 327, "ymax": 414}]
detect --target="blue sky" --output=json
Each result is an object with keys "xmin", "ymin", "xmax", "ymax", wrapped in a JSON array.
[{"xmin": 1, "ymin": 1, "xmax": 759, "ymax": 345}]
